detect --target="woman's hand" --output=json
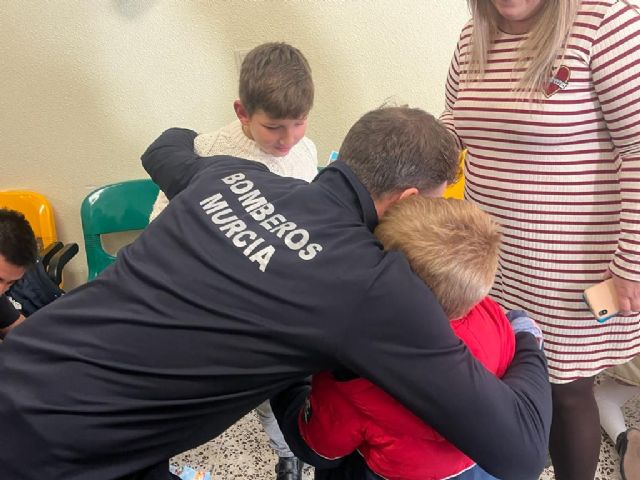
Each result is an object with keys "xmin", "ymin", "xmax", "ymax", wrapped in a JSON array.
[{"xmin": 606, "ymin": 270, "xmax": 640, "ymax": 314}]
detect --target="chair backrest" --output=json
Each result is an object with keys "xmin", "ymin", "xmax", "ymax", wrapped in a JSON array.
[
  {"xmin": 443, "ymin": 149, "xmax": 466, "ymax": 200},
  {"xmin": 80, "ymin": 179, "xmax": 159, "ymax": 281},
  {"xmin": 0, "ymin": 190, "xmax": 57, "ymax": 251}
]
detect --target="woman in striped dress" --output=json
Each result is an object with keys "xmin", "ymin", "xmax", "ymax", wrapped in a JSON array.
[{"xmin": 441, "ymin": 1, "xmax": 640, "ymax": 479}]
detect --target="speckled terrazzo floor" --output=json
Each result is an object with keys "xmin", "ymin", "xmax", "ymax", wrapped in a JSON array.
[
  {"xmin": 171, "ymin": 411, "xmax": 314, "ymax": 479},
  {"xmin": 171, "ymin": 389, "xmax": 640, "ymax": 480}
]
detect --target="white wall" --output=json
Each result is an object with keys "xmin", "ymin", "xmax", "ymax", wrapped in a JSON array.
[{"xmin": 0, "ymin": 0, "xmax": 470, "ymax": 288}]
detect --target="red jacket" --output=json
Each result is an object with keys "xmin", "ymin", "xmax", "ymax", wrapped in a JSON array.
[{"xmin": 298, "ymin": 297, "xmax": 515, "ymax": 480}]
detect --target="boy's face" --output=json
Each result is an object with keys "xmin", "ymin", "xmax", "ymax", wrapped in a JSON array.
[
  {"xmin": 235, "ymin": 102, "xmax": 308, "ymax": 157},
  {"xmin": 0, "ymin": 254, "xmax": 26, "ymax": 295}
]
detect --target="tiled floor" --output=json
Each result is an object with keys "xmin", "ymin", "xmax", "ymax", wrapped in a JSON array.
[{"xmin": 172, "ymin": 390, "xmax": 640, "ymax": 480}]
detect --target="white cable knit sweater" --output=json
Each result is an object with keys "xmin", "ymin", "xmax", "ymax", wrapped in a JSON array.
[{"xmin": 149, "ymin": 120, "xmax": 318, "ymax": 221}]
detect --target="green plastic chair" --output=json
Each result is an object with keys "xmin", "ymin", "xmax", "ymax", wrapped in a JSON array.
[{"xmin": 80, "ymin": 179, "xmax": 159, "ymax": 281}]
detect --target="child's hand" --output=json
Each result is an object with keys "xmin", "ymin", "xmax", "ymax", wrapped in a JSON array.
[{"xmin": 507, "ymin": 310, "xmax": 544, "ymax": 350}]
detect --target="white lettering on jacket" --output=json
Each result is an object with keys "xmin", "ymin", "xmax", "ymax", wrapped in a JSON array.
[
  {"xmin": 221, "ymin": 173, "xmax": 323, "ymax": 261},
  {"xmin": 199, "ymin": 193, "xmax": 274, "ymax": 272}
]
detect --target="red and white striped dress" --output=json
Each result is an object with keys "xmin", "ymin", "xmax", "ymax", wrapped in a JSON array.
[{"xmin": 441, "ymin": 0, "xmax": 640, "ymax": 383}]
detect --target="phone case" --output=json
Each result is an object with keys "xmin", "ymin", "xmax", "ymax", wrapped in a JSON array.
[{"xmin": 584, "ymin": 279, "xmax": 620, "ymax": 323}]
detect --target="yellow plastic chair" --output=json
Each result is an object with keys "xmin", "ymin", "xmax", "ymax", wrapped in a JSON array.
[
  {"xmin": 444, "ymin": 149, "xmax": 466, "ymax": 200},
  {"xmin": 81, "ymin": 179, "xmax": 159, "ymax": 281},
  {"xmin": 0, "ymin": 190, "xmax": 57, "ymax": 251}
]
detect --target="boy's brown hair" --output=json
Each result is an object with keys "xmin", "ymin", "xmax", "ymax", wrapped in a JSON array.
[
  {"xmin": 338, "ymin": 106, "xmax": 460, "ymax": 199},
  {"xmin": 239, "ymin": 42, "xmax": 313, "ymax": 119},
  {"xmin": 375, "ymin": 197, "xmax": 501, "ymax": 319}
]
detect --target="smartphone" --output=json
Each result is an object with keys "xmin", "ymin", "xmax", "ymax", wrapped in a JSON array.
[{"xmin": 584, "ymin": 279, "xmax": 620, "ymax": 323}]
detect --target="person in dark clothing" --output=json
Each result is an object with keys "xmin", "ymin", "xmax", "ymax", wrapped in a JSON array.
[
  {"xmin": 0, "ymin": 208, "xmax": 38, "ymax": 337},
  {"xmin": 0, "ymin": 107, "xmax": 551, "ymax": 480}
]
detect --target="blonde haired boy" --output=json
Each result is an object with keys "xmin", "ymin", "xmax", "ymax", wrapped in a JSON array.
[
  {"xmin": 376, "ymin": 196, "xmax": 499, "ymax": 320},
  {"xmin": 297, "ymin": 197, "xmax": 540, "ymax": 480},
  {"xmin": 150, "ymin": 42, "xmax": 316, "ymax": 480}
]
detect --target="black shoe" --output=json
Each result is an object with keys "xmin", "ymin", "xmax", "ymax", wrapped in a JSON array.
[
  {"xmin": 616, "ymin": 428, "xmax": 640, "ymax": 480},
  {"xmin": 275, "ymin": 456, "xmax": 302, "ymax": 480}
]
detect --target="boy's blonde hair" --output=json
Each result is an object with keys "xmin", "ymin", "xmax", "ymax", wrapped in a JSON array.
[
  {"xmin": 239, "ymin": 42, "xmax": 313, "ymax": 119},
  {"xmin": 375, "ymin": 197, "xmax": 501, "ymax": 319}
]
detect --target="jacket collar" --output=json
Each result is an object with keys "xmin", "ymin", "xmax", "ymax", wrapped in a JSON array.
[{"xmin": 314, "ymin": 161, "xmax": 378, "ymax": 232}]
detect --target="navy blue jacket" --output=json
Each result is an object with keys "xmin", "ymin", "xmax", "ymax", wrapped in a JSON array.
[
  {"xmin": 0, "ymin": 295, "xmax": 19, "ymax": 329},
  {"xmin": 0, "ymin": 129, "xmax": 551, "ymax": 480}
]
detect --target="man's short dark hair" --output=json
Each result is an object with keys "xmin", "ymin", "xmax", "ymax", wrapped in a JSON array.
[
  {"xmin": 339, "ymin": 106, "xmax": 460, "ymax": 198},
  {"xmin": 0, "ymin": 209, "xmax": 38, "ymax": 267}
]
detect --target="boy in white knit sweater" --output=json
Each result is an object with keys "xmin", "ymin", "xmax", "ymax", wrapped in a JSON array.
[
  {"xmin": 150, "ymin": 42, "xmax": 317, "ymax": 221},
  {"xmin": 151, "ymin": 42, "xmax": 317, "ymax": 480}
]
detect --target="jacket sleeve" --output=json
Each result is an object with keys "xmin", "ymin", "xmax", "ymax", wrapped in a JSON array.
[
  {"xmin": 270, "ymin": 378, "xmax": 346, "ymax": 469},
  {"xmin": 0, "ymin": 295, "xmax": 20, "ymax": 329},
  {"xmin": 141, "ymin": 128, "xmax": 208, "ymax": 201},
  {"xmin": 298, "ymin": 372, "xmax": 366, "ymax": 460},
  {"xmin": 340, "ymin": 258, "xmax": 552, "ymax": 480}
]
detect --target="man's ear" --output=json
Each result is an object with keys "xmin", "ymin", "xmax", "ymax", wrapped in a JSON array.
[
  {"xmin": 375, "ymin": 188, "xmax": 419, "ymax": 218},
  {"xmin": 398, "ymin": 188, "xmax": 419, "ymax": 200},
  {"xmin": 234, "ymin": 100, "xmax": 250, "ymax": 124}
]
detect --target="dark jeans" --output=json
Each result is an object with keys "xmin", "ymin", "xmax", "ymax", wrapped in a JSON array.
[
  {"xmin": 455, "ymin": 464, "xmax": 499, "ymax": 480},
  {"xmin": 314, "ymin": 453, "xmax": 381, "ymax": 480},
  {"xmin": 314, "ymin": 454, "xmax": 497, "ymax": 480}
]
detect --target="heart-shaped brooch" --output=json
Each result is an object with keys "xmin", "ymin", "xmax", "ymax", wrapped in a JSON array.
[{"xmin": 545, "ymin": 65, "xmax": 571, "ymax": 97}]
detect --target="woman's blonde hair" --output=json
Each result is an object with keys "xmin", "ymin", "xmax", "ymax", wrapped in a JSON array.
[
  {"xmin": 375, "ymin": 197, "xmax": 502, "ymax": 320},
  {"xmin": 466, "ymin": 0, "xmax": 580, "ymax": 96}
]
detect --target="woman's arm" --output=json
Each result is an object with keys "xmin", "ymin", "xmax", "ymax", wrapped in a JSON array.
[
  {"xmin": 591, "ymin": 1, "xmax": 640, "ymax": 311},
  {"xmin": 440, "ymin": 32, "xmax": 465, "ymax": 150}
]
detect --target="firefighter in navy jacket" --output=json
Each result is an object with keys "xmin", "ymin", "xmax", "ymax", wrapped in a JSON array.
[{"xmin": 0, "ymin": 108, "xmax": 550, "ymax": 480}]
